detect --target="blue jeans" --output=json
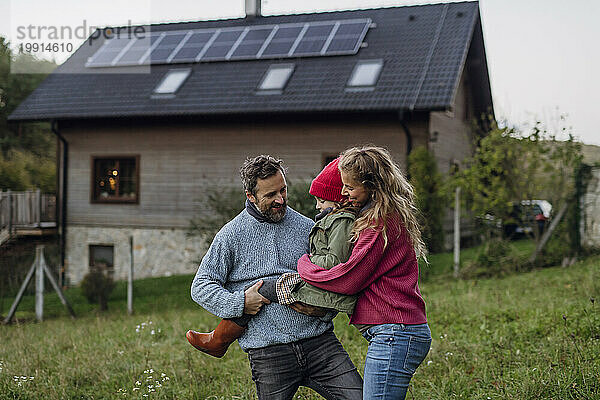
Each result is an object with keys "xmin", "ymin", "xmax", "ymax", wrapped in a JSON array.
[
  {"xmin": 247, "ymin": 329, "xmax": 363, "ymax": 400},
  {"xmin": 362, "ymin": 323, "xmax": 431, "ymax": 399}
]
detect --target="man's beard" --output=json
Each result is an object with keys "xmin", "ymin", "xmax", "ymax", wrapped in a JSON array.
[{"xmin": 257, "ymin": 200, "xmax": 287, "ymax": 223}]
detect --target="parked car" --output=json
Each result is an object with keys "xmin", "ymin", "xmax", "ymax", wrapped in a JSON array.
[{"xmin": 503, "ymin": 200, "xmax": 552, "ymax": 238}]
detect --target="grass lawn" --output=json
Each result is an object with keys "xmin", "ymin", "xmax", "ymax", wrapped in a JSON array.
[{"xmin": 0, "ymin": 245, "xmax": 598, "ymax": 399}]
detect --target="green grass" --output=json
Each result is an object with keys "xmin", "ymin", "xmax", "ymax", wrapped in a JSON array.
[
  {"xmin": 0, "ymin": 248, "xmax": 598, "ymax": 399},
  {"xmin": 420, "ymin": 238, "xmax": 536, "ymax": 283}
]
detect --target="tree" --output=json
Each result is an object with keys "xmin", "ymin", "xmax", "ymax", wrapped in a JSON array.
[
  {"xmin": 455, "ymin": 116, "xmax": 583, "ymax": 272},
  {"xmin": 0, "ymin": 36, "xmax": 57, "ymax": 192}
]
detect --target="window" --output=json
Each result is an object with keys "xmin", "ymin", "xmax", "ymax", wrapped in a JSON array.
[
  {"xmin": 347, "ymin": 59, "xmax": 383, "ymax": 87},
  {"xmin": 153, "ymin": 69, "xmax": 191, "ymax": 95},
  {"xmin": 89, "ymin": 245, "xmax": 114, "ymax": 274},
  {"xmin": 257, "ymin": 64, "xmax": 295, "ymax": 92},
  {"xmin": 92, "ymin": 156, "xmax": 139, "ymax": 203}
]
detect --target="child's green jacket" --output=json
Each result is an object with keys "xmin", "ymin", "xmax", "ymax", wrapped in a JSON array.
[{"xmin": 292, "ymin": 208, "xmax": 358, "ymax": 313}]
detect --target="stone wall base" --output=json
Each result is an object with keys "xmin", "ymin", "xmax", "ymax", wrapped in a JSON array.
[{"xmin": 66, "ymin": 226, "xmax": 206, "ymax": 285}]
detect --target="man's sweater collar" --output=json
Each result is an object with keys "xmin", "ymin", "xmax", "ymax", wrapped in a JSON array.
[{"xmin": 246, "ymin": 198, "xmax": 287, "ymax": 224}]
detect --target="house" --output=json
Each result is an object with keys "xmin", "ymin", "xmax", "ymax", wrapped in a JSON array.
[{"xmin": 9, "ymin": 1, "xmax": 493, "ymax": 285}]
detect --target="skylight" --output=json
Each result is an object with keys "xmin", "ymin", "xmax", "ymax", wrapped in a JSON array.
[
  {"xmin": 347, "ymin": 60, "xmax": 383, "ymax": 87},
  {"xmin": 153, "ymin": 69, "xmax": 191, "ymax": 95},
  {"xmin": 258, "ymin": 64, "xmax": 295, "ymax": 92}
]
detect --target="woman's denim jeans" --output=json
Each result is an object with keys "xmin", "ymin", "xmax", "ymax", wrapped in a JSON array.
[{"xmin": 362, "ymin": 323, "xmax": 431, "ymax": 399}]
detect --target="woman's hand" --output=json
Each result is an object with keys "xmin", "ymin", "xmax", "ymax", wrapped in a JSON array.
[
  {"xmin": 290, "ymin": 302, "xmax": 328, "ymax": 317},
  {"xmin": 244, "ymin": 280, "xmax": 271, "ymax": 315}
]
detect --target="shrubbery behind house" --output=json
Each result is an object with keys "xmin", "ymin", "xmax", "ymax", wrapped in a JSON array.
[
  {"xmin": 80, "ymin": 265, "xmax": 115, "ymax": 311},
  {"xmin": 408, "ymin": 147, "xmax": 447, "ymax": 254},
  {"xmin": 188, "ymin": 180, "xmax": 314, "ymax": 244}
]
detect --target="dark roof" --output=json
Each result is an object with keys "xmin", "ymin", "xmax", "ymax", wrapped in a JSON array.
[{"xmin": 9, "ymin": 1, "xmax": 493, "ymax": 122}]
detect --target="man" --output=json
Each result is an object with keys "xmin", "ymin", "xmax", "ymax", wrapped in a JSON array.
[{"xmin": 189, "ymin": 155, "xmax": 362, "ymax": 399}]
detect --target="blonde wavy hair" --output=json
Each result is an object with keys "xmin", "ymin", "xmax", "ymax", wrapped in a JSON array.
[{"xmin": 338, "ymin": 145, "xmax": 428, "ymax": 261}]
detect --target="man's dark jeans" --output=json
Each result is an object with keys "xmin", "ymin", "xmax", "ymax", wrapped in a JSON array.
[{"xmin": 247, "ymin": 329, "xmax": 363, "ymax": 399}]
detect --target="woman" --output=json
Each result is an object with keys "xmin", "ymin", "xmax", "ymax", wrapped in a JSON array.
[{"xmin": 296, "ymin": 145, "xmax": 431, "ymax": 399}]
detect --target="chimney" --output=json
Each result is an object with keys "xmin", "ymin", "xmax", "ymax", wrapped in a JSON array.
[{"xmin": 245, "ymin": 0, "xmax": 261, "ymax": 18}]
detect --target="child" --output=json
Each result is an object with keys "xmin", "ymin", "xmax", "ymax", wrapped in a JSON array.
[
  {"xmin": 296, "ymin": 146, "xmax": 431, "ymax": 400},
  {"xmin": 186, "ymin": 157, "xmax": 358, "ymax": 357}
]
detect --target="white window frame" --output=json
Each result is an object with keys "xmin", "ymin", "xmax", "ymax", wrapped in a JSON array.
[
  {"xmin": 257, "ymin": 63, "xmax": 295, "ymax": 93},
  {"xmin": 153, "ymin": 68, "xmax": 192, "ymax": 95},
  {"xmin": 347, "ymin": 59, "xmax": 383, "ymax": 88}
]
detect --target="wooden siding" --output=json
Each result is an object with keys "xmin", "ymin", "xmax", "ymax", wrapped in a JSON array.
[
  {"xmin": 429, "ymin": 70, "xmax": 475, "ymax": 174},
  {"xmin": 62, "ymin": 119, "xmax": 419, "ymax": 229}
]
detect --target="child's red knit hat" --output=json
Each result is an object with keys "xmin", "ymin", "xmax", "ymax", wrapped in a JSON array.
[{"xmin": 309, "ymin": 157, "xmax": 345, "ymax": 203}]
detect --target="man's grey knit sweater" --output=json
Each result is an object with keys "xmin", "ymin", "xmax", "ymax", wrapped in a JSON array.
[{"xmin": 191, "ymin": 206, "xmax": 333, "ymax": 351}]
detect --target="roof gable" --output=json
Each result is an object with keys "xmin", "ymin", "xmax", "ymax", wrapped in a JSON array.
[{"xmin": 9, "ymin": 1, "xmax": 492, "ymax": 122}]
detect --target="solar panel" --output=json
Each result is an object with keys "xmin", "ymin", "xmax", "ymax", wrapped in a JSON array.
[
  {"xmin": 261, "ymin": 40, "xmax": 294, "ymax": 57},
  {"xmin": 85, "ymin": 18, "xmax": 371, "ymax": 68}
]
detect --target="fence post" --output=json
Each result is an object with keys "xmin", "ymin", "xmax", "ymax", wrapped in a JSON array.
[
  {"xmin": 0, "ymin": 190, "xmax": 4, "ymax": 229},
  {"xmin": 453, "ymin": 187, "xmax": 461, "ymax": 278},
  {"xmin": 36, "ymin": 188, "xmax": 42, "ymax": 227},
  {"xmin": 128, "ymin": 236, "xmax": 134, "ymax": 315},
  {"xmin": 7, "ymin": 189, "xmax": 13, "ymax": 235},
  {"xmin": 4, "ymin": 245, "xmax": 76, "ymax": 324},
  {"xmin": 35, "ymin": 245, "xmax": 45, "ymax": 322}
]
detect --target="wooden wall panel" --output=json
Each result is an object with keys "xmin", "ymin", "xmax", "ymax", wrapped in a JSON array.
[{"xmin": 63, "ymin": 119, "xmax": 417, "ymax": 228}]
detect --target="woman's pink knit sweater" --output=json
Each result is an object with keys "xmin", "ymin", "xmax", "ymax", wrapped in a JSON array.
[{"xmin": 297, "ymin": 214, "xmax": 427, "ymax": 325}]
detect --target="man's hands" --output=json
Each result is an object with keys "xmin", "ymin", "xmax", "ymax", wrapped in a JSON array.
[
  {"xmin": 290, "ymin": 302, "xmax": 328, "ymax": 317},
  {"xmin": 244, "ymin": 281, "xmax": 327, "ymax": 317},
  {"xmin": 244, "ymin": 280, "xmax": 271, "ymax": 315}
]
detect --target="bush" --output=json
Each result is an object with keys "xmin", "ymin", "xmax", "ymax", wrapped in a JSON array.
[
  {"xmin": 408, "ymin": 147, "xmax": 446, "ymax": 253},
  {"xmin": 286, "ymin": 179, "xmax": 315, "ymax": 219},
  {"xmin": 188, "ymin": 184, "xmax": 245, "ymax": 243},
  {"xmin": 460, "ymin": 238, "xmax": 521, "ymax": 278},
  {"xmin": 188, "ymin": 180, "xmax": 317, "ymax": 244},
  {"xmin": 537, "ymin": 220, "xmax": 573, "ymax": 267},
  {"xmin": 80, "ymin": 267, "xmax": 115, "ymax": 311}
]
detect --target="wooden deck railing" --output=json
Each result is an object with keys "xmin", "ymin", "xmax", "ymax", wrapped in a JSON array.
[{"xmin": 0, "ymin": 189, "xmax": 56, "ymax": 246}]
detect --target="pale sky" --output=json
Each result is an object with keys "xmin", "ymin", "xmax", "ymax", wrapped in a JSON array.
[{"xmin": 1, "ymin": 0, "xmax": 598, "ymax": 145}]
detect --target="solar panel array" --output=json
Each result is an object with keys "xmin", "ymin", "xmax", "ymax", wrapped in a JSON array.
[{"xmin": 86, "ymin": 19, "xmax": 371, "ymax": 67}]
